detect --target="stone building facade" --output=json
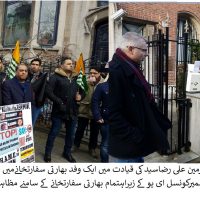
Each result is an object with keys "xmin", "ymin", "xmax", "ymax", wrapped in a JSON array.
[{"xmin": 0, "ymin": 1, "xmax": 108, "ymax": 70}]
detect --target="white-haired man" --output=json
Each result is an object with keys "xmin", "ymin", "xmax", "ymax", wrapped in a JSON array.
[{"xmin": 109, "ymin": 32, "xmax": 171, "ymax": 163}]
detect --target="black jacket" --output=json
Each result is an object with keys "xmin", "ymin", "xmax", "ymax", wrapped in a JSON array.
[
  {"xmin": 31, "ymin": 72, "xmax": 48, "ymax": 107},
  {"xmin": 92, "ymin": 81, "xmax": 109, "ymax": 123},
  {"xmin": 2, "ymin": 76, "xmax": 33, "ymax": 105},
  {"xmin": 0, "ymin": 72, "xmax": 6, "ymax": 106},
  {"xmin": 108, "ymin": 53, "xmax": 171, "ymax": 159},
  {"xmin": 28, "ymin": 71, "xmax": 44, "ymax": 83},
  {"xmin": 46, "ymin": 68, "xmax": 85, "ymax": 120}
]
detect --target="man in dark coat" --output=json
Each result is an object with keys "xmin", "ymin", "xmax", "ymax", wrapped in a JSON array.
[
  {"xmin": 28, "ymin": 58, "xmax": 46, "ymax": 126},
  {"xmin": 2, "ymin": 63, "xmax": 32, "ymax": 105},
  {"xmin": 44, "ymin": 57, "xmax": 84, "ymax": 163},
  {"xmin": 0, "ymin": 57, "xmax": 6, "ymax": 106},
  {"xmin": 109, "ymin": 32, "xmax": 171, "ymax": 163},
  {"xmin": 92, "ymin": 74, "xmax": 109, "ymax": 162},
  {"xmin": 73, "ymin": 66, "xmax": 104, "ymax": 159}
]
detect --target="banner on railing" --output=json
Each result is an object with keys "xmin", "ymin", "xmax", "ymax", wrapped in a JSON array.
[{"xmin": 0, "ymin": 102, "xmax": 34, "ymax": 163}]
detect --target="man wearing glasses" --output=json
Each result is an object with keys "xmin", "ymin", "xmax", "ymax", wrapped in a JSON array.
[
  {"xmin": 109, "ymin": 32, "xmax": 171, "ymax": 163},
  {"xmin": 74, "ymin": 66, "xmax": 104, "ymax": 159}
]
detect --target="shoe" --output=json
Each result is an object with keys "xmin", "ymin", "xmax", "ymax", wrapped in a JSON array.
[
  {"xmin": 89, "ymin": 149, "xmax": 98, "ymax": 159},
  {"xmin": 62, "ymin": 153, "xmax": 76, "ymax": 163},
  {"xmin": 44, "ymin": 154, "xmax": 51, "ymax": 163}
]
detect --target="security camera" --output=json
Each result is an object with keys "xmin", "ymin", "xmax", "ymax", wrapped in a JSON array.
[{"xmin": 111, "ymin": 9, "xmax": 127, "ymax": 21}]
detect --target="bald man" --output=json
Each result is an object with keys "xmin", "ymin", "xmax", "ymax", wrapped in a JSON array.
[{"xmin": 2, "ymin": 63, "xmax": 33, "ymax": 105}]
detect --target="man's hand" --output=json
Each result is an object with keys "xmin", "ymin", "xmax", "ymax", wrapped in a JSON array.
[
  {"xmin": 75, "ymin": 92, "xmax": 81, "ymax": 101},
  {"xmin": 97, "ymin": 119, "xmax": 104, "ymax": 124}
]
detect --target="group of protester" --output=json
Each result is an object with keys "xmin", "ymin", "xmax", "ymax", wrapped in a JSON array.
[
  {"xmin": 0, "ymin": 32, "xmax": 171, "ymax": 164},
  {"xmin": 0, "ymin": 56, "xmax": 109, "ymax": 163},
  {"xmin": 43, "ymin": 58, "xmax": 109, "ymax": 163}
]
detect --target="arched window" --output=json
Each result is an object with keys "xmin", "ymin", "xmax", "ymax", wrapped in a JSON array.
[
  {"xmin": 177, "ymin": 13, "xmax": 200, "ymax": 64},
  {"xmin": 37, "ymin": 1, "xmax": 60, "ymax": 46},
  {"xmin": 177, "ymin": 14, "xmax": 198, "ymax": 40},
  {"xmin": 92, "ymin": 21, "xmax": 108, "ymax": 68}
]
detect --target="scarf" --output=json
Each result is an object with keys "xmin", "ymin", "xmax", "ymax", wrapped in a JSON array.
[{"xmin": 115, "ymin": 48, "xmax": 154, "ymax": 101}]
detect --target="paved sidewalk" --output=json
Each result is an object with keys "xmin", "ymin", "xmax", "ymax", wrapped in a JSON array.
[
  {"xmin": 33, "ymin": 125, "xmax": 100, "ymax": 163},
  {"xmin": 33, "ymin": 124, "xmax": 200, "ymax": 163}
]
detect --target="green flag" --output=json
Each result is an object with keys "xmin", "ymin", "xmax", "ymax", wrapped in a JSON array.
[
  {"xmin": 76, "ymin": 68, "xmax": 88, "ymax": 93},
  {"xmin": 6, "ymin": 40, "xmax": 20, "ymax": 79}
]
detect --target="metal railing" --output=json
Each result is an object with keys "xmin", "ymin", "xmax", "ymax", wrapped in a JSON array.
[{"xmin": 147, "ymin": 28, "xmax": 193, "ymax": 154}]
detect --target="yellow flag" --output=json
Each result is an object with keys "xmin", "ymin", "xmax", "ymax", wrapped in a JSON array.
[
  {"xmin": 12, "ymin": 40, "xmax": 20, "ymax": 64},
  {"xmin": 75, "ymin": 53, "xmax": 85, "ymax": 74}
]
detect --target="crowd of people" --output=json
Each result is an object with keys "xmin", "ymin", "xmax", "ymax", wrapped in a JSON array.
[
  {"xmin": 0, "ymin": 56, "xmax": 109, "ymax": 163},
  {"xmin": 0, "ymin": 32, "xmax": 171, "ymax": 164}
]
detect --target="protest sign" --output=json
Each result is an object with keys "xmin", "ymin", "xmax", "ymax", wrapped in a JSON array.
[{"xmin": 0, "ymin": 102, "xmax": 34, "ymax": 163}]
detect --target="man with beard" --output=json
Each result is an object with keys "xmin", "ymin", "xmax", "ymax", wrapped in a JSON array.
[
  {"xmin": 73, "ymin": 66, "xmax": 104, "ymax": 159},
  {"xmin": 44, "ymin": 57, "xmax": 84, "ymax": 163},
  {"xmin": 29, "ymin": 58, "xmax": 45, "ymax": 126}
]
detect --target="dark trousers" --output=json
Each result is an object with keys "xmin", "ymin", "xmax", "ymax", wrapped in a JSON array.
[
  {"xmin": 74, "ymin": 117, "xmax": 100, "ymax": 150},
  {"xmin": 45, "ymin": 116, "xmax": 77, "ymax": 155},
  {"xmin": 89, "ymin": 119, "xmax": 100, "ymax": 150},
  {"xmin": 100, "ymin": 124, "xmax": 109, "ymax": 162}
]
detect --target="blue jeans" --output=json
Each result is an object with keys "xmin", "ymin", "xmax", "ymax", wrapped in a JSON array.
[
  {"xmin": 32, "ymin": 105, "xmax": 42, "ymax": 126},
  {"xmin": 45, "ymin": 117, "xmax": 77, "ymax": 155},
  {"xmin": 109, "ymin": 156, "xmax": 144, "ymax": 163},
  {"xmin": 100, "ymin": 124, "xmax": 109, "ymax": 162}
]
